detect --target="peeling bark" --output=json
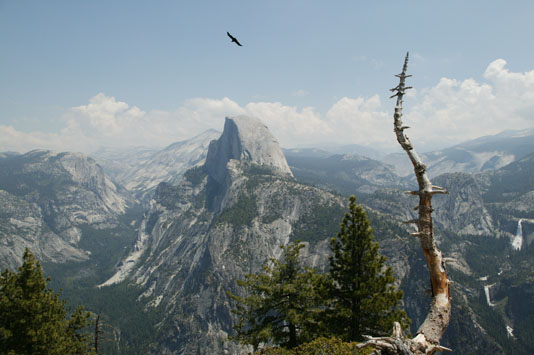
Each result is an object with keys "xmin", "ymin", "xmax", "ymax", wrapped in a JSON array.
[{"xmin": 358, "ymin": 53, "xmax": 451, "ymax": 354}]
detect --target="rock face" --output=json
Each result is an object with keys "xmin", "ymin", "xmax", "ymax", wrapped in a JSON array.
[
  {"xmin": 431, "ymin": 173, "xmax": 495, "ymax": 236},
  {"xmin": 205, "ymin": 116, "xmax": 293, "ymax": 186},
  {"xmin": 102, "ymin": 116, "xmax": 354, "ymax": 353},
  {"xmin": 0, "ymin": 150, "xmax": 133, "ymax": 269}
]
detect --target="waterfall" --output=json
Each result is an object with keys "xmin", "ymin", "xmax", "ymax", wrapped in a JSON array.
[
  {"xmin": 484, "ymin": 284, "xmax": 495, "ymax": 307},
  {"xmin": 511, "ymin": 219, "xmax": 523, "ymax": 251}
]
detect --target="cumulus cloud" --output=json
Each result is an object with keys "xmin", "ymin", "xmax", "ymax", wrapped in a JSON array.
[
  {"xmin": 404, "ymin": 59, "xmax": 534, "ymax": 150},
  {"xmin": 70, "ymin": 93, "xmax": 145, "ymax": 137},
  {"xmin": 0, "ymin": 94, "xmax": 246, "ymax": 153},
  {"xmin": 1, "ymin": 59, "xmax": 534, "ymax": 154},
  {"xmin": 325, "ymin": 95, "xmax": 391, "ymax": 149},
  {"xmin": 245, "ymin": 102, "xmax": 331, "ymax": 147}
]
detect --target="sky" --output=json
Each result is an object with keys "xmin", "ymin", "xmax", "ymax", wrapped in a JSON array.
[{"xmin": 1, "ymin": 0, "xmax": 534, "ymax": 154}]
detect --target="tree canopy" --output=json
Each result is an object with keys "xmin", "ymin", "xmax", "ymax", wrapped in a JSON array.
[
  {"xmin": 0, "ymin": 249, "xmax": 93, "ymax": 354},
  {"xmin": 327, "ymin": 195, "xmax": 410, "ymax": 341},
  {"xmin": 228, "ymin": 241, "xmax": 324, "ymax": 350}
]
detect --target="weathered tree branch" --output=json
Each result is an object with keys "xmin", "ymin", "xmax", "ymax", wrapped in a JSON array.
[
  {"xmin": 393, "ymin": 53, "xmax": 450, "ymax": 351},
  {"xmin": 358, "ymin": 52, "xmax": 451, "ymax": 355}
]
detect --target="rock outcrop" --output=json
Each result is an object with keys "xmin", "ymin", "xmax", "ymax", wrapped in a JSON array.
[
  {"xmin": 205, "ymin": 116, "xmax": 293, "ymax": 186},
  {"xmin": 0, "ymin": 150, "xmax": 133, "ymax": 269}
]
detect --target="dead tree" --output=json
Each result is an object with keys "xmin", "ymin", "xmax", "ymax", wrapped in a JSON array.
[
  {"xmin": 95, "ymin": 312, "xmax": 101, "ymax": 354},
  {"xmin": 94, "ymin": 311, "xmax": 121, "ymax": 354},
  {"xmin": 358, "ymin": 53, "xmax": 451, "ymax": 354}
]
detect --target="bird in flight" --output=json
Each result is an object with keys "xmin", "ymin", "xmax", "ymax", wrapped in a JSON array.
[{"xmin": 227, "ymin": 32, "xmax": 243, "ymax": 47}]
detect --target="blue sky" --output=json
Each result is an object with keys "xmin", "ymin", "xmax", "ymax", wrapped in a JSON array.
[{"xmin": 2, "ymin": 1, "xmax": 534, "ymax": 153}]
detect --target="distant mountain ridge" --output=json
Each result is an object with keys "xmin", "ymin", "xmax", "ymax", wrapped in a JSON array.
[
  {"xmin": 91, "ymin": 130, "xmax": 220, "ymax": 200},
  {"xmin": 0, "ymin": 150, "xmax": 134, "ymax": 269},
  {"xmin": 286, "ymin": 153, "xmax": 407, "ymax": 195},
  {"xmin": 382, "ymin": 128, "xmax": 534, "ymax": 178}
]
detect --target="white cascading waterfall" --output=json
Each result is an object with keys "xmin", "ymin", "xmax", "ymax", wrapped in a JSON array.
[
  {"xmin": 484, "ymin": 284, "xmax": 495, "ymax": 307},
  {"xmin": 511, "ymin": 219, "xmax": 523, "ymax": 251}
]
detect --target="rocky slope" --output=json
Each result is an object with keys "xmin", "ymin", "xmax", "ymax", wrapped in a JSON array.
[
  {"xmin": 101, "ymin": 116, "xmax": 415, "ymax": 353},
  {"xmin": 286, "ymin": 153, "xmax": 407, "ymax": 195},
  {"xmin": 92, "ymin": 130, "xmax": 221, "ymax": 200},
  {"xmin": 289, "ymin": 142, "xmax": 534, "ymax": 353},
  {"xmin": 91, "ymin": 146, "xmax": 159, "ymax": 182},
  {"xmin": 359, "ymin": 156, "xmax": 534, "ymax": 354},
  {"xmin": 0, "ymin": 150, "xmax": 134, "ymax": 269},
  {"xmin": 3, "ymin": 122, "xmax": 534, "ymax": 353}
]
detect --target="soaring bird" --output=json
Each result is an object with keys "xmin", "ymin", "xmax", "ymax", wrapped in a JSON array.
[{"xmin": 227, "ymin": 32, "xmax": 243, "ymax": 47}]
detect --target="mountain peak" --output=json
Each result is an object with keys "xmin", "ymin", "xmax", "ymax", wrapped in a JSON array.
[{"xmin": 205, "ymin": 116, "xmax": 293, "ymax": 184}]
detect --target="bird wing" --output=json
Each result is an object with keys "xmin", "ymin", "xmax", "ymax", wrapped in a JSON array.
[{"xmin": 227, "ymin": 32, "xmax": 243, "ymax": 46}]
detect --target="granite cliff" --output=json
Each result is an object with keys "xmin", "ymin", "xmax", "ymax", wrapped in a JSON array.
[{"xmin": 0, "ymin": 150, "xmax": 134, "ymax": 269}]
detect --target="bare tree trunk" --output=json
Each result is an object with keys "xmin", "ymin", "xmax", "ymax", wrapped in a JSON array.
[
  {"xmin": 94, "ymin": 312, "xmax": 101, "ymax": 354},
  {"xmin": 358, "ymin": 53, "xmax": 452, "ymax": 355}
]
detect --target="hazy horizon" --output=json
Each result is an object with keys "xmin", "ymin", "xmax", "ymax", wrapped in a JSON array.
[{"xmin": 2, "ymin": 1, "xmax": 534, "ymax": 154}]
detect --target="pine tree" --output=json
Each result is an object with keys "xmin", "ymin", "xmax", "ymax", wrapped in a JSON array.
[
  {"xmin": 0, "ymin": 249, "xmax": 93, "ymax": 354},
  {"xmin": 229, "ymin": 241, "xmax": 324, "ymax": 350},
  {"xmin": 326, "ymin": 195, "xmax": 410, "ymax": 341}
]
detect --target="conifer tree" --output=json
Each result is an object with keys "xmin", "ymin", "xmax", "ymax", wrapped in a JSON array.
[
  {"xmin": 0, "ymin": 249, "xmax": 93, "ymax": 354},
  {"xmin": 229, "ymin": 241, "xmax": 324, "ymax": 350},
  {"xmin": 326, "ymin": 195, "xmax": 410, "ymax": 341}
]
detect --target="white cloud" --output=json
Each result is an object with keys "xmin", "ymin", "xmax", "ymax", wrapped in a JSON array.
[
  {"xmin": 325, "ymin": 95, "xmax": 391, "ymax": 149},
  {"xmin": 403, "ymin": 59, "xmax": 534, "ymax": 150},
  {"xmin": 1, "ymin": 59, "xmax": 534, "ymax": 154},
  {"xmin": 245, "ymin": 102, "xmax": 331, "ymax": 147},
  {"xmin": 0, "ymin": 94, "xmax": 246, "ymax": 153},
  {"xmin": 70, "ymin": 93, "xmax": 145, "ymax": 137}
]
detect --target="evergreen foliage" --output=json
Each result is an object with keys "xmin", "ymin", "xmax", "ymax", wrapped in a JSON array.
[
  {"xmin": 229, "ymin": 242, "xmax": 325, "ymax": 350},
  {"xmin": 0, "ymin": 249, "xmax": 93, "ymax": 354},
  {"xmin": 326, "ymin": 195, "xmax": 410, "ymax": 341},
  {"xmin": 217, "ymin": 191, "xmax": 258, "ymax": 227},
  {"xmin": 230, "ymin": 196, "xmax": 410, "ymax": 350}
]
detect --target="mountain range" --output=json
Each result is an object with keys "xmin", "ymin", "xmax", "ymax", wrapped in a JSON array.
[{"xmin": 1, "ymin": 119, "xmax": 533, "ymax": 354}]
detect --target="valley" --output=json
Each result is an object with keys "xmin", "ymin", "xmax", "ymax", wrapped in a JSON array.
[{"xmin": 1, "ymin": 119, "xmax": 533, "ymax": 354}]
